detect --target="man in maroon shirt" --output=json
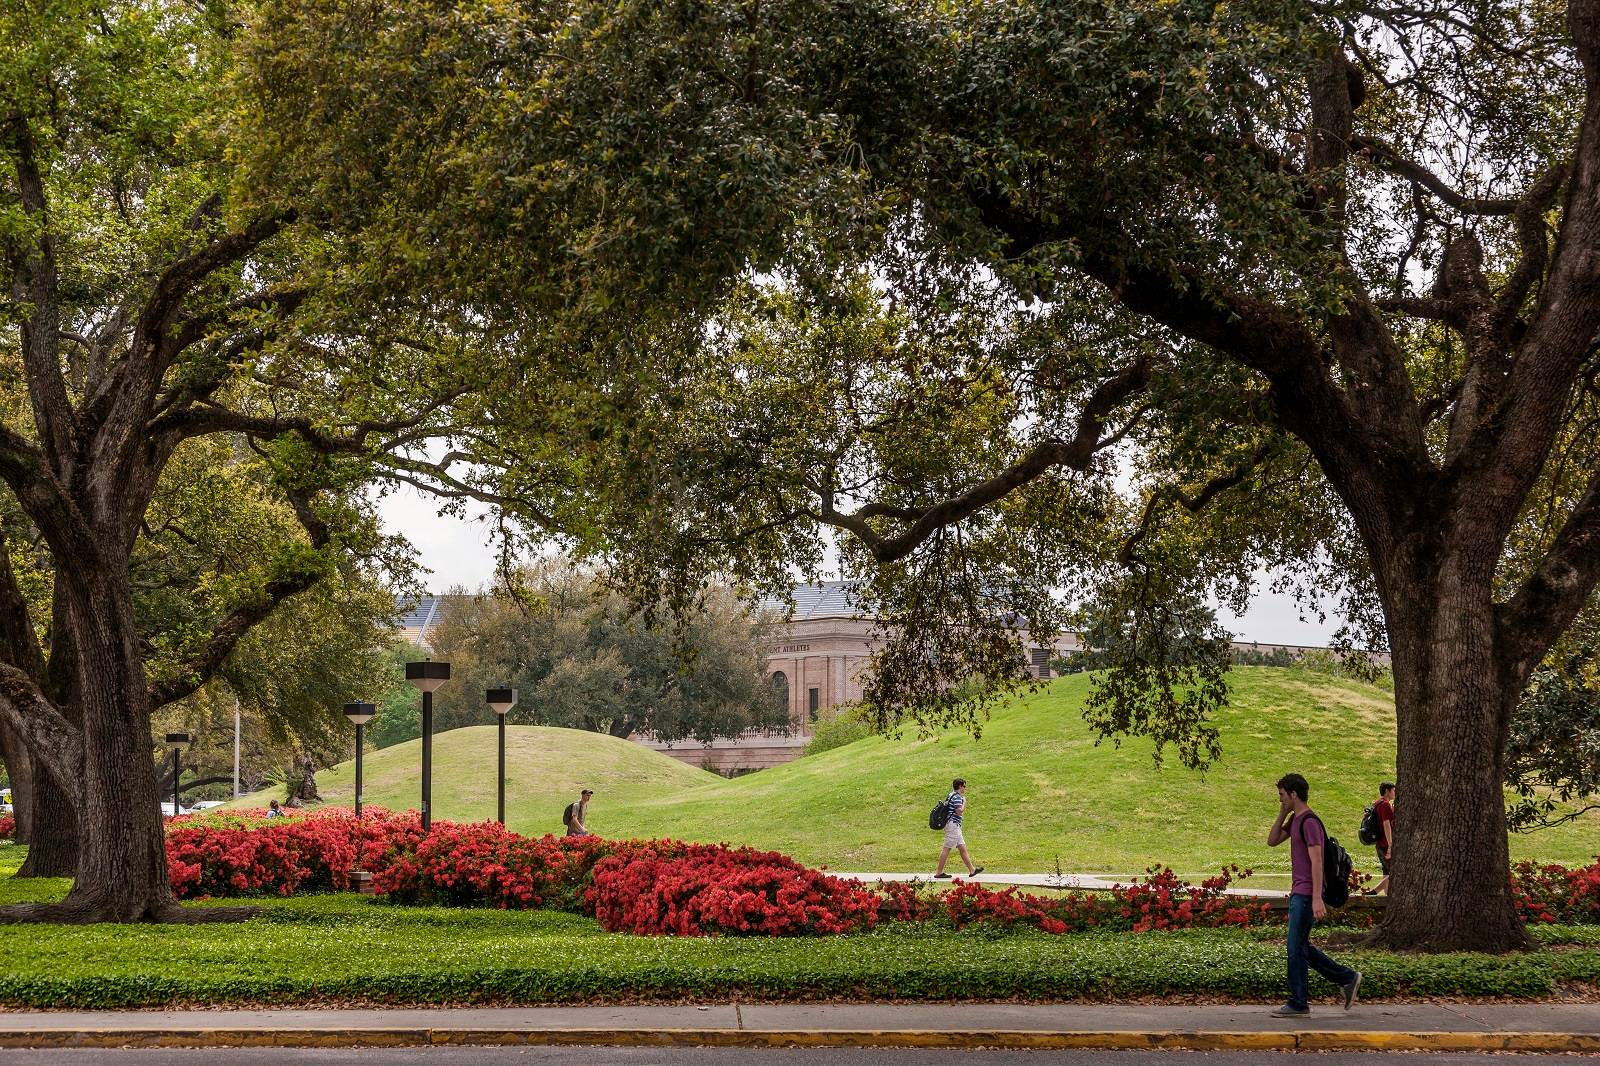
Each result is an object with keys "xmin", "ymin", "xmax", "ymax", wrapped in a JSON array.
[
  {"xmin": 1267, "ymin": 772, "xmax": 1361, "ymax": 1017},
  {"xmin": 1371, "ymin": 782, "xmax": 1395, "ymax": 895}
]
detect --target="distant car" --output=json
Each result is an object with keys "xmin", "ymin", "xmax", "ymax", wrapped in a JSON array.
[
  {"xmin": 189, "ymin": 800, "xmax": 226, "ymax": 811},
  {"xmin": 159, "ymin": 802, "xmax": 190, "ymax": 817}
]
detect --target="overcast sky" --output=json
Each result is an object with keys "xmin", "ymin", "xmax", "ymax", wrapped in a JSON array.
[{"xmin": 377, "ymin": 485, "xmax": 1344, "ymax": 647}]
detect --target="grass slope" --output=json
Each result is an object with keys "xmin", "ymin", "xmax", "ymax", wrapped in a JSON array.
[{"xmin": 271, "ymin": 667, "xmax": 1600, "ymax": 878}]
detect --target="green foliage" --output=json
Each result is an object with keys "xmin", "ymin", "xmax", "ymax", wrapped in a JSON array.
[
  {"xmin": 422, "ymin": 562, "xmax": 787, "ymax": 744},
  {"xmin": 1506, "ymin": 632, "xmax": 1600, "ymax": 832},
  {"xmin": 805, "ymin": 704, "xmax": 875, "ymax": 756}
]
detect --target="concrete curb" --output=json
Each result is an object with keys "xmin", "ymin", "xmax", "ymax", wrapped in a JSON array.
[{"xmin": 0, "ymin": 1027, "xmax": 1596, "ymax": 1052}]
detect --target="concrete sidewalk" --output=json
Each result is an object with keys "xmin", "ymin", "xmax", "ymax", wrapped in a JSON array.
[{"xmin": 0, "ymin": 1003, "xmax": 1595, "ymax": 1052}]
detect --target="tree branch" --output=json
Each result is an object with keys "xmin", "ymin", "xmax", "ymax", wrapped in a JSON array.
[
  {"xmin": 1351, "ymin": 135, "xmax": 1522, "ymax": 215},
  {"xmin": 7, "ymin": 116, "xmax": 81, "ymax": 476},
  {"xmin": 1497, "ymin": 465, "xmax": 1600, "ymax": 685},
  {"xmin": 0, "ymin": 667, "xmax": 82, "ymax": 802},
  {"xmin": 147, "ymin": 489, "xmax": 331, "ymax": 709},
  {"xmin": 1117, "ymin": 442, "xmax": 1278, "ymax": 566},
  {"xmin": 812, "ymin": 355, "xmax": 1154, "ymax": 564}
]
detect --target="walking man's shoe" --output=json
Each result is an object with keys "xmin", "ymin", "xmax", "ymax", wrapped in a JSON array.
[
  {"xmin": 1343, "ymin": 972, "xmax": 1363, "ymax": 1010},
  {"xmin": 933, "ymin": 872, "xmax": 953, "ymax": 879},
  {"xmin": 970, "ymin": 867, "xmax": 984, "ymax": 876},
  {"xmin": 1270, "ymin": 1005, "xmax": 1310, "ymax": 1018}
]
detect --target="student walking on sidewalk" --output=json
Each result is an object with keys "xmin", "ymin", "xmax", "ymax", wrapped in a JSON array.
[
  {"xmin": 1267, "ymin": 772, "xmax": 1361, "ymax": 1017},
  {"xmin": 933, "ymin": 778, "xmax": 983, "ymax": 880}
]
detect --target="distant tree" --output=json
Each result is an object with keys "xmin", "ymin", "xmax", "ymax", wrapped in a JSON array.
[{"xmin": 426, "ymin": 564, "xmax": 787, "ymax": 743}]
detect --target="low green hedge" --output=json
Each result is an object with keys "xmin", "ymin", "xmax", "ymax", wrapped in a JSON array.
[
  {"xmin": 0, "ymin": 891, "xmax": 1594, "ymax": 1008},
  {"xmin": 2, "ymin": 844, "xmax": 1595, "ymax": 1009}
]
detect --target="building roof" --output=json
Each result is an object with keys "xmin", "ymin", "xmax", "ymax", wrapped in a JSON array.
[
  {"xmin": 763, "ymin": 580, "xmax": 864, "ymax": 620},
  {"xmin": 396, "ymin": 594, "xmax": 446, "ymax": 645}
]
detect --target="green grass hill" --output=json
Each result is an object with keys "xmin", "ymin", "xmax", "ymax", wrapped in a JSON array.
[{"xmin": 247, "ymin": 667, "xmax": 1600, "ymax": 881}]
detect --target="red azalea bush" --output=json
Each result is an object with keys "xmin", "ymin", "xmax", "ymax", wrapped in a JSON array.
[
  {"xmin": 0, "ymin": 814, "xmax": 14, "ymax": 841},
  {"xmin": 587, "ymin": 842, "xmax": 881, "ymax": 936},
  {"xmin": 931, "ymin": 865, "xmax": 1268, "ymax": 935},
  {"xmin": 374, "ymin": 821, "xmax": 618, "ymax": 909},
  {"xmin": 1512, "ymin": 857, "xmax": 1600, "ymax": 924},
  {"xmin": 167, "ymin": 806, "xmax": 422, "ymax": 899}
]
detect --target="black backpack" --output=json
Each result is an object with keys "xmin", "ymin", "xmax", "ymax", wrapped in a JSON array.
[
  {"xmin": 1357, "ymin": 804, "xmax": 1381, "ymax": 845},
  {"xmin": 929, "ymin": 796, "xmax": 950, "ymax": 830},
  {"xmin": 1301, "ymin": 813, "xmax": 1352, "ymax": 907}
]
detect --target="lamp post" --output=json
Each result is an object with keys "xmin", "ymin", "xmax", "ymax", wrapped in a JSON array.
[
  {"xmin": 164, "ymin": 732, "xmax": 192, "ymax": 816},
  {"xmin": 485, "ymin": 686, "xmax": 518, "ymax": 825},
  {"xmin": 343, "ymin": 702, "xmax": 376, "ymax": 817},
  {"xmin": 404, "ymin": 659, "xmax": 450, "ymax": 830}
]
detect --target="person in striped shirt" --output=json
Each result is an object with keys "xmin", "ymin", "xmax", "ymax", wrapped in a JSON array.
[{"xmin": 934, "ymin": 778, "xmax": 983, "ymax": 879}]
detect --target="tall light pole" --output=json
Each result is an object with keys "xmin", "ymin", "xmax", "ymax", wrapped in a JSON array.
[
  {"xmin": 343, "ymin": 702, "xmax": 376, "ymax": 818},
  {"xmin": 405, "ymin": 660, "xmax": 450, "ymax": 830},
  {"xmin": 164, "ymin": 732, "xmax": 192, "ymax": 817},
  {"xmin": 485, "ymin": 686, "xmax": 518, "ymax": 825}
]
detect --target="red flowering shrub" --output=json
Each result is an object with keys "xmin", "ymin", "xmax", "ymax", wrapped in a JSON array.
[
  {"xmin": 588, "ymin": 842, "xmax": 880, "ymax": 936},
  {"xmin": 1512, "ymin": 857, "xmax": 1600, "ymax": 924},
  {"xmin": 166, "ymin": 806, "xmax": 421, "ymax": 899},
  {"xmin": 930, "ymin": 865, "xmax": 1269, "ymax": 935},
  {"xmin": 0, "ymin": 814, "xmax": 14, "ymax": 841}
]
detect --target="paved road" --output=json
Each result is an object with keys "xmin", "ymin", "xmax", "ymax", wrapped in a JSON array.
[{"xmin": 1, "ymin": 1050, "xmax": 1594, "ymax": 1065}]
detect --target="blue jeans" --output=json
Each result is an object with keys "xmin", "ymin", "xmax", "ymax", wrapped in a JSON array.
[{"xmin": 1286, "ymin": 893, "xmax": 1356, "ymax": 1010}]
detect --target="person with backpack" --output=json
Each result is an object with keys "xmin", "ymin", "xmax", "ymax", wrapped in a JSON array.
[
  {"xmin": 932, "ymin": 778, "xmax": 983, "ymax": 880},
  {"xmin": 562, "ymin": 789, "xmax": 593, "ymax": 837},
  {"xmin": 1267, "ymin": 772, "xmax": 1361, "ymax": 1017},
  {"xmin": 1363, "ymin": 782, "xmax": 1396, "ymax": 895}
]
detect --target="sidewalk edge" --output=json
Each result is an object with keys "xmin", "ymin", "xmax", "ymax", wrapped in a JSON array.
[{"xmin": 0, "ymin": 1028, "xmax": 1595, "ymax": 1052}]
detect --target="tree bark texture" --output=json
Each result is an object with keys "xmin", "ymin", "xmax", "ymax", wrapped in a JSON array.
[
  {"xmin": 0, "ymin": 716, "xmax": 34, "ymax": 845},
  {"xmin": 1374, "ymin": 552, "xmax": 1530, "ymax": 951},
  {"xmin": 14, "ymin": 766, "xmax": 76, "ymax": 878}
]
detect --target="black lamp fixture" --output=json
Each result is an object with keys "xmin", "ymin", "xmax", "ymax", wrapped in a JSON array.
[
  {"xmin": 164, "ymin": 732, "xmax": 192, "ymax": 818},
  {"xmin": 343, "ymin": 702, "xmax": 376, "ymax": 818},
  {"xmin": 485, "ymin": 686, "xmax": 518, "ymax": 825},
  {"xmin": 405, "ymin": 659, "xmax": 451, "ymax": 830}
]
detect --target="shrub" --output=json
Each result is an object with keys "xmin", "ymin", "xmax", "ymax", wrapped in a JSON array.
[
  {"xmin": 0, "ymin": 815, "xmax": 13, "ymax": 841},
  {"xmin": 1512, "ymin": 857, "xmax": 1600, "ymax": 924},
  {"xmin": 588, "ymin": 843, "xmax": 881, "ymax": 936},
  {"xmin": 930, "ymin": 865, "xmax": 1269, "ymax": 935},
  {"xmin": 166, "ymin": 807, "xmax": 422, "ymax": 899},
  {"xmin": 804, "ymin": 704, "xmax": 875, "ymax": 755}
]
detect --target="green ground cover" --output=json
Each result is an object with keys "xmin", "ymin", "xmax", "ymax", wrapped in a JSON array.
[
  {"xmin": 0, "ymin": 845, "xmax": 1594, "ymax": 1007},
  {"xmin": 233, "ymin": 667, "xmax": 1599, "ymax": 880}
]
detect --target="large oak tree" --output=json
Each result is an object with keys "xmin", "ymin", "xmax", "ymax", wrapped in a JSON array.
[
  {"xmin": 0, "ymin": 1, "xmax": 560, "ymax": 922},
  {"xmin": 251, "ymin": 0, "xmax": 1600, "ymax": 952}
]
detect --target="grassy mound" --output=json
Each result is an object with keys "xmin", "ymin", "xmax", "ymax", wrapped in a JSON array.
[{"xmin": 261, "ymin": 667, "xmax": 1600, "ymax": 878}]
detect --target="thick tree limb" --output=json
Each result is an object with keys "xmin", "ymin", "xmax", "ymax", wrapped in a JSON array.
[
  {"xmin": 0, "ymin": 532, "xmax": 46, "ymax": 682},
  {"xmin": 7, "ymin": 117, "xmax": 81, "ymax": 476},
  {"xmin": 811, "ymin": 356, "xmax": 1153, "ymax": 564},
  {"xmin": 1351, "ymin": 135, "xmax": 1522, "ymax": 215},
  {"xmin": 1497, "ymin": 465, "xmax": 1600, "ymax": 684},
  {"xmin": 0, "ymin": 669, "xmax": 82, "ymax": 802},
  {"xmin": 147, "ymin": 490, "xmax": 331, "ymax": 709},
  {"xmin": 1117, "ymin": 442, "xmax": 1278, "ymax": 566}
]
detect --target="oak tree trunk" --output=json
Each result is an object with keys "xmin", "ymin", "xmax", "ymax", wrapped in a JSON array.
[
  {"xmin": 14, "ymin": 766, "xmax": 76, "ymax": 878},
  {"xmin": 0, "ymin": 718, "xmax": 33, "ymax": 845},
  {"xmin": 1369, "ymin": 556, "xmax": 1530, "ymax": 952},
  {"xmin": 10, "ymin": 571, "xmax": 179, "ymax": 922}
]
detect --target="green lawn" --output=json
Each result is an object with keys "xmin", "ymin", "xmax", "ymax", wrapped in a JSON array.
[
  {"xmin": 239, "ymin": 667, "xmax": 1600, "ymax": 880},
  {"xmin": 0, "ymin": 845, "xmax": 1594, "ymax": 1008}
]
